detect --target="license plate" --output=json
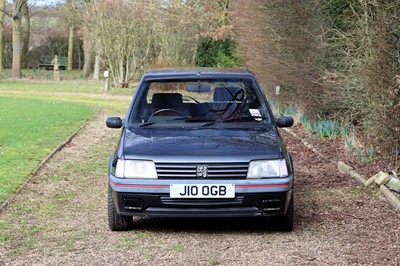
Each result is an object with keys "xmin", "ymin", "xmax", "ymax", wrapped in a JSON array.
[{"xmin": 170, "ymin": 184, "xmax": 235, "ymax": 198}]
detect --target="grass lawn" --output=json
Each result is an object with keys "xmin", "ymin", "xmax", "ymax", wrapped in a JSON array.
[
  {"xmin": 0, "ymin": 76, "xmax": 132, "ymax": 205},
  {"xmin": 0, "ymin": 79, "xmax": 136, "ymax": 96},
  {"xmin": 0, "ymin": 96, "xmax": 94, "ymax": 204}
]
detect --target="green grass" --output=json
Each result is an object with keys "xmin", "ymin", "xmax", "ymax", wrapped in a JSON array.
[
  {"xmin": 0, "ymin": 77, "xmax": 131, "ymax": 206},
  {"xmin": 0, "ymin": 79, "xmax": 136, "ymax": 96},
  {"xmin": 0, "ymin": 96, "xmax": 94, "ymax": 203}
]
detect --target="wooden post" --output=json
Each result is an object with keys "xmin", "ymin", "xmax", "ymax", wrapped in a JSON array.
[
  {"xmin": 276, "ymin": 85, "xmax": 280, "ymax": 115},
  {"xmin": 104, "ymin": 70, "xmax": 110, "ymax": 91},
  {"xmin": 52, "ymin": 55, "xmax": 60, "ymax": 81}
]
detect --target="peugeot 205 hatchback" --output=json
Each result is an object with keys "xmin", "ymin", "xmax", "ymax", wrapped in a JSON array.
[{"xmin": 106, "ymin": 68, "xmax": 294, "ymax": 231}]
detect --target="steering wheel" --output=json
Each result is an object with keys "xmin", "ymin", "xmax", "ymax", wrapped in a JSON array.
[{"xmin": 148, "ymin": 108, "xmax": 184, "ymax": 121}]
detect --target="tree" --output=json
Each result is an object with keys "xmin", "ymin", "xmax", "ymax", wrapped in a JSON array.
[
  {"xmin": 63, "ymin": 0, "xmax": 81, "ymax": 71},
  {"xmin": 0, "ymin": 0, "xmax": 25, "ymax": 77},
  {"xmin": 81, "ymin": 0, "xmax": 93, "ymax": 77},
  {"xmin": 67, "ymin": 22, "xmax": 73, "ymax": 70},
  {"xmin": 11, "ymin": 0, "xmax": 26, "ymax": 78},
  {"xmin": 21, "ymin": 0, "xmax": 29, "ymax": 69},
  {"xmin": 65, "ymin": 0, "xmax": 75, "ymax": 71},
  {"xmin": 0, "ymin": 0, "xmax": 5, "ymax": 71},
  {"xmin": 82, "ymin": 29, "xmax": 93, "ymax": 76},
  {"xmin": 92, "ymin": 54, "xmax": 100, "ymax": 80},
  {"xmin": 84, "ymin": 0, "xmax": 238, "ymax": 87},
  {"xmin": 60, "ymin": 0, "xmax": 89, "ymax": 71},
  {"xmin": 87, "ymin": 0, "xmax": 157, "ymax": 87}
]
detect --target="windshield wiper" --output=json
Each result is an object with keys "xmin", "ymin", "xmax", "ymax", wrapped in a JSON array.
[
  {"xmin": 173, "ymin": 117, "xmax": 216, "ymax": 123},
  {"xmin": 200, "ymin": 120, "xmax": 217, "ymax": 127},
  {"xmin": 171, "ymin": 116, "xmax": 192, "ymax": 121},
  {"xmin": 139, "ymin": 121, "xmax": 155, "ymax": 127},
  {"xmin": 221, "ymin": 116, "xmax": 259, "ymax": 122},
  {"xmin": 199, "ymin": 116, "xmax": 267, "ymax": 127}
]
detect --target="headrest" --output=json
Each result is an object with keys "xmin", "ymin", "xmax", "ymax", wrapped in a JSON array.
[
  {"xmin": 151, "ymin": 93, "xmax": 183, "ymax": 108},
  {"xmin": 213, "ymin": 87, "xmax": 244, "ymax": 102}
]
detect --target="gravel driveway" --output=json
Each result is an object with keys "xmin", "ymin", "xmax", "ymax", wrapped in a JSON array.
[{"xmin": 1, "ymin": 113, "xmax": 399, "ymax": 265}]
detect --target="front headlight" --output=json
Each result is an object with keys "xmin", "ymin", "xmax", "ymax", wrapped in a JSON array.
[
  {"xmin": 115, "ymin": 159, "xmax": 158, "ymax": 179},
  {"xmin": 247, "ymin": 159, "xmax": 288, "ymax": 178}
]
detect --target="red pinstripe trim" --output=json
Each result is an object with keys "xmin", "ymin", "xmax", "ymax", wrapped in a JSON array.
[
  {"xmin": 110, "ymin": 181, "xmax": 288, "ymax": 189},
  {"xmin": 110, "ymin": 180, "xmax": 168, "ymax": 189},
  {"xmin": 236, "ymin": 184, "xmax": 289, "ymax": 189}
]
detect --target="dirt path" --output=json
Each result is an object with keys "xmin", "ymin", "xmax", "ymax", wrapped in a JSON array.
[{"xmin": 1, "ymin": 113, "xmax": 399, "ymax": 265}]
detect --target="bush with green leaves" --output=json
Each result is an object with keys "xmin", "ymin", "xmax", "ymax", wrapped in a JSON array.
[
  {"xmin": 300, "ymin": 113, "xmax": 312, "ymax": 130},
  {"xmin": 312, "ymin": 120, "xmax": 339, "ymax": 139},
  {"xmin": 346, "ymin": 138, "xmax": 353, "ymax": 156},
  {"xmin": 195, "ymin": 37, "xmax": 240, "ymax": 68}
]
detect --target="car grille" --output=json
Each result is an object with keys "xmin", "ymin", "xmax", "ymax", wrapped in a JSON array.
[
  {"xmin": 155, "ymin": 162, "xmax": 248, "ymax": 179},
  {"xmin": 160, "ymin": 195, "xmax": 244, "ymax": 205}
]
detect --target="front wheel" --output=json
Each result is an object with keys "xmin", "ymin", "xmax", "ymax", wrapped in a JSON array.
[
  {"xmin": 108, "ymin": 186, "xmax": 133, "ymax": 231},
  {"xmin": 272, "ymin": 194, "xmax": 294, "ymax": 232}
]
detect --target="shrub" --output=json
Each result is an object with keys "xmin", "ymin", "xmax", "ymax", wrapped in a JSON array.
[
  {"xmin": 312, "ymin": 120, "xmax": 339, "ymax": 139},
  {"xmin": 300, "ymin": 113, "xmax": 312, "ymax": 130},
  {"xmin": 195, "ymin": 37, "xmax": 240, "ymax": 68}
]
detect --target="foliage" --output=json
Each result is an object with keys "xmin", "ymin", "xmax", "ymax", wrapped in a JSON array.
[
  {"xmin": 346, "ymin": 139, "xmax": 353, "ymax": 156},
  {"xmin": 311, "ymin": 118, "xmax": 351, "ymax": 140},
  {"xmin": 282, "ymin": 104, "xmax": 297, "ymax": 118},
  {"xmin": 300, "ymin": 113, "xmax": 312, "ymax": 131},
  {"xmin": 1, "ymin": 24, "xmax": 13, "ymax": 68},
  {"xmin": 232, "ymin": 0, "xmax": 399, "ymax": 168},
  {"xmin": 86, "ymin": 0, "xmax": 157, "ymax": 87},
  {"xmin": 268, "ymin": 98, "xmax": 277, "ymax": 113},
  {"xmin": 339, "ymin": 124, "xmax": 350, "ymax": 138},
  {"xmin": 195, "ymin": 37, "xmax": 240, "ymax": 67},
  {"xmin": 345, "ymin": 137, "xmax": 377, "ymax": 163},
  {"xmin": 28, "ymin": 28, "xmax": 83, "ymax": 69},
  {"xmin": 367, "ymin": 146, "xmax": 376, "ymax": 162},
  {"xmin": 317, "ymin": 0, "xmax": 400, "ymax": 165},
  {"xmin": 153, "ymin": 22, "xmax": 197, "ymax": 68},
  {"xmin": 312, "ymin": 120, "xmax": 340, "ymax": 139}
]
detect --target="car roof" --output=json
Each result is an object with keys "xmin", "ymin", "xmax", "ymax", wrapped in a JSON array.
[{"xmin": 142, "ymin": 67, "xmax": 256, "ymax": 80}]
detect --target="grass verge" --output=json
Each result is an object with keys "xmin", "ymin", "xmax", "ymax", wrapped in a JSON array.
[
  {"xmin": 0, "ymin": 78, "xmax": 136, "ymax": 96},
  {"xmin": 0, "ymin": 95, "xmax": 94, "ymax": 204}
]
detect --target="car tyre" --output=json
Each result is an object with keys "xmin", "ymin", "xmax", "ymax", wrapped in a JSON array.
[
  {"xmin": 272, "ymin": 194, "xmax": 294, "ymax": 232},
  {"xmin": 108, "ymin": 186, "xmax": 133, "ymax": 231}
]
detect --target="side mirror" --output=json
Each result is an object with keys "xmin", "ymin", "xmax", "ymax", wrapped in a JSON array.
[
  {"xmin": 106, "ymin": 117, "xmax": 123, "ymax": 128},
  {"xmin": 276, "ymin": 116, "xmax": 294, "ymax": 128}
]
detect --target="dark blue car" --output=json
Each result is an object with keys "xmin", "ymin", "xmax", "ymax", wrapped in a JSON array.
[{"xmin": 106, "ymin": 68, "xmax": 294, "ymax": 231}]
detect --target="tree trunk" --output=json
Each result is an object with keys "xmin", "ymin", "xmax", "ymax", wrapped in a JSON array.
[
  {"xmin": 82, "ymin": 31, "xmax": 93, "ymax": 77},
  {"xmin": 0, "ymin": 0, "xmax": 5, "ymax": 71},
  {"xmin": 93, "ymin": 55, "xmax": 100, "ymax": 80},
  {"xmin": 68, "ymin": 23, "xmax": 74, "ymax": 71},
  {"xmin": 21, "ymin": 0, "xmax": 29, "ymax": 69},
  {"xmin": 119, "ymin": 59, "xmax": 124, "ymax": 87},
  {"xmin": 12, "ymin": 1, "xmax": 23, "ymax": 79},
  {"xmin": 78, "ymin": 43, "xmax": 82, "ymax": 69}
]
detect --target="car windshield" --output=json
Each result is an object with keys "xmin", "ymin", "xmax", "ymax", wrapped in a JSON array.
[{"xmin": 128, "ymin": 78, "xmax": 272, "ymax": 126}]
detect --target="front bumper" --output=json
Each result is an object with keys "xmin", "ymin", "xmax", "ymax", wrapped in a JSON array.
[{"xmin": 109, "ymin": 174, "xmax": 294, "ymax": 218}]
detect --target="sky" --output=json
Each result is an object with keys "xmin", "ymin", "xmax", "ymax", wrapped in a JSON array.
[
  {"xmin": 6, "ymin": 0, "xmax": 63, "ymax": 7},
  {"xmin": 30, "ymin": 0, "xmax": 63, "ymax": 7}
]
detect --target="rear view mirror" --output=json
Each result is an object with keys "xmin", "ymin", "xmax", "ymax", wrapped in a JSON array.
[
  {"xmin": 187, "ymin": 83, "xmax": 211, "ymax": 93},
  {"xmin": 106, "ymin": 117, "xmax": 123, "ymax": 128}
]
